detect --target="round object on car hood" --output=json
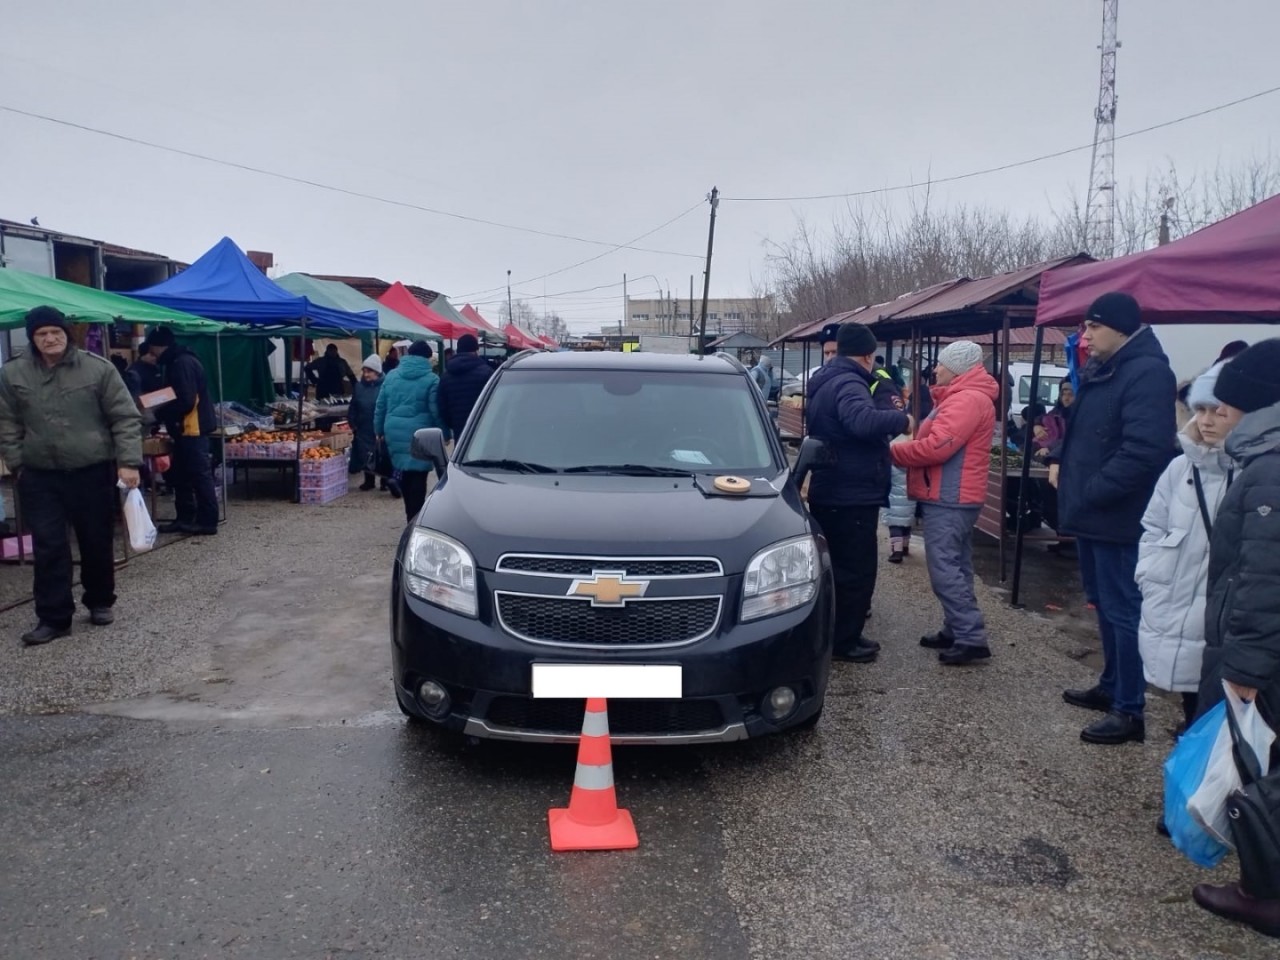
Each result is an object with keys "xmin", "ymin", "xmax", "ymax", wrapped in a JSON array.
[{"xmin": 713, "ymin": 475, "xmax": 751, "ymax": 495}]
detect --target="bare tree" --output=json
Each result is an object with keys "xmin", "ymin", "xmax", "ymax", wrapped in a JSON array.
[{"xmin": 499, "ymin": 299, "xmax": 571, "ymax": 343}]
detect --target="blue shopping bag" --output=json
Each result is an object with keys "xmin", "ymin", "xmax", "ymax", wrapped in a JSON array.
[{"xmin": 1163, "ymin": 700, "xmax": 1230, "ymax": 868}]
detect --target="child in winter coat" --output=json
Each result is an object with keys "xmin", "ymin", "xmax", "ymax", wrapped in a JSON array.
[
  {"xmin": 883, "ymin": 438, "xmax": 916, "ymax": 563},
  {"xmin": 1136, "ymin": 362, "xmax": 1239, "ymax": 728}
]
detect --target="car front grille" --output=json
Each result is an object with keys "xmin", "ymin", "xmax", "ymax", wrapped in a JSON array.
[
  {"xmin": 496, "ymin": 593, "xmax": 721, "ymax": 647},
  {"xmin": 486, "ymin": 697, "xmax": 726, "ymax": 736},
  {"xmin": 497, "ymin": 555, "xmax": 722, "ymax": 578}
]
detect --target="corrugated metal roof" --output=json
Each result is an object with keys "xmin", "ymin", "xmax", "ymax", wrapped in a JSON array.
[
  {"xmin": 940, "ymin": 326, "xmax": 1068, "ymax": 346},
  {"xmin": 893, "ymin": 255, "xmax": 1092, "ymax": 322}
]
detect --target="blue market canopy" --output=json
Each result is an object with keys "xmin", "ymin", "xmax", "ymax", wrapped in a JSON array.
[{"xmin": 126, "ymin": 237, "xmax": 377, "ymax": 332}]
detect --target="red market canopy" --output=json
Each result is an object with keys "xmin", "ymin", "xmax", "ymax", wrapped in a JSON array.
[
  {"xmin": 1037, "ymin": 193, "xmax": 1280, "ymax": 327},
  {"xmin": 537, "ymin": 334, "xmax": 559, "ymax": 348},
  {"xmin": 379, "ymin": 282, "xmax": 478, "ymax": 340},
  {"xmin": 461, "ymin": 303, "xmax": 503, "ymax": 335},
  {"xmin": 503, "ymin": 323, "xmax": 543, "ymax": 350}
]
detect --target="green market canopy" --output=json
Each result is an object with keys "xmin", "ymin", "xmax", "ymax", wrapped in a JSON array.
[
  {"xmin": 0, "ymin": 267, "xmax": 226, "ymax": 333},
  {"xmin": 274, "ymin": 273, "xmax": 442, "ymax": 347}
]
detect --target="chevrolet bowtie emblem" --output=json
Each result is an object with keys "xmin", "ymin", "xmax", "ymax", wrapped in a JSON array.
[{"xmin": 568, "ymin": 571, "xmax": 650, "ymax": 606}]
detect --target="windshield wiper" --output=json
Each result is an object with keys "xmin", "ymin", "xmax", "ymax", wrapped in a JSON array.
[
  {"xmin": 563, "ymin": 463, "xmax": 694, "ymax": 477},
  {"xmin": 459, "ymin": 458, "xmax": 559, "ymax": 474}
]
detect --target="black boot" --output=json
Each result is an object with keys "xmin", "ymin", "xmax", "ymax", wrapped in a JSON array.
[
  {"xmin": 939, "ymin": 644, "xmax": 992, "ymax": 666},
  {"xmin": 920, "ymin": 630, "xmax": 955, "ymax": 649},
  {"xmin": 833, "ymin": 638, "xmax": 880, "ymax": 663},
  {"xmin": 21, "ymin": 622, "xmax": 71, "ymax": 646},
  {"xmin": 1063, "ymin": 685, "xmax": 1113, "ymax": 712},
  {"xmin": 1080, "ymin": 710, "xmax": 1145, "ymax": 745},
  {"xmin": 359, "ymin": 473, "xmax": 376, "ymax": 492}
]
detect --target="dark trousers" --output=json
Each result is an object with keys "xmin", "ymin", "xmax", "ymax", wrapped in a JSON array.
[
  {"xmin": 1078, "ymin": 538, "xmax": 1145, "ymax": 717},
  {"xmin": 19, "ymin": 463, "xmax": 118, "ymax": 626},
  {"xmin": 810, "ymin": 504, "xmax": 879, "ymax": 650},
  {"xmin": 171, "ymin": 436, "xmax": 218, "ymax": 528},
  {"xmin": 401, "ymin": 469, "xmax": 430, "ymax": 522}
]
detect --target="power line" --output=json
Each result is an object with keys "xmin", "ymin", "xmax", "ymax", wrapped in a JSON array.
[
  {"xmin": 452, "ymin": 203, "xmax": 705, "ymax": 300},
  {"xmin": 723, "ymin": 83, "xmax": 1280, "ymax": 203},
  {"xmin": 0, "ymin": 102, "xmax": 704, "ymax": 260}
]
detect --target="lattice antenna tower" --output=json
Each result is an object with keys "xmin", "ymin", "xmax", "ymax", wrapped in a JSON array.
[{"xmin": 1084, "ymin": 0, "xmax": 1120, "ymax": 257}]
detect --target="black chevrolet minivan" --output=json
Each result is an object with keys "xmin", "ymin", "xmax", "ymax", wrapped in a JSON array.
[{"xmin": 391, "ymin": 350, "xmax": 834, "ymax": 744}]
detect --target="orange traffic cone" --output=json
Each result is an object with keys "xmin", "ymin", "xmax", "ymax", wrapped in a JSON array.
[{"xmin": 548, "ymin": 698, "xmax": 639, "ymax": 852}]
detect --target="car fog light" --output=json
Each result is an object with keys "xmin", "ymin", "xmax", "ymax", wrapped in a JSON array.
[
  {"xmin": 418, "ymin": 680, "xmax": 451, "ymax": 718},
  {"xmin": 762, "ymin": 686, "xmax": 797, "ymax": 721}
]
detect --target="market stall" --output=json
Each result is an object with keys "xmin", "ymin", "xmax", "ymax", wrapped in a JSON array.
[
  {"xmin": 126, "ymin": 237, "xmax": 377, "ymax": 505},
  {"xmin": 0, "ymin": 267, "xmax": 230, "ymax": 572},
  {"xmin": 1022, "ymin": 192, "xmax": 1280, "ymax": 602}
]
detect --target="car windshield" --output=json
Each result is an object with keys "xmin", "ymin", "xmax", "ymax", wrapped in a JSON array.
[{"xmin": 462, "ymin": 369, "xmax": 778, "ymax": 473}]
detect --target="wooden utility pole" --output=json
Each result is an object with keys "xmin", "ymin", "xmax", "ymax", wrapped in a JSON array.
[{"xmin": 697, "ymin": 187, "xmax": 720, "ymax": 355}]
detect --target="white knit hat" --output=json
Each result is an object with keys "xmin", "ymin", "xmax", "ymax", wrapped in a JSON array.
[
  {"xmin": 362, "ymin": 354, "xmax": 383, "ymax": 374},
  {"xmin": 1187, "ymin": 362, "xmax": 1225, "ymax": 409},
  {"xmin": 937, "ymin": 340, "xmax": 984, "ymax": 376}
]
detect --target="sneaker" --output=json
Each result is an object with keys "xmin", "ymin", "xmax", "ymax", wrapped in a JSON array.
[
  {"xmin": 888, "ymin": 550, "xmax": 904, "ymax": 564},
  {"xmin": 1080, "ymin": 710, "xmax": 1145, "ymax": 745},
  {"xmin": 21, "ymin": 622, "xmax": 71, "ymax": 646},
  {"xmin": 89, "ymin": 608, "xmax": 114, "ymax": 626},
  {"xmin": 158, "ymin": 521, "xmax": 193, "ymax": 534}
]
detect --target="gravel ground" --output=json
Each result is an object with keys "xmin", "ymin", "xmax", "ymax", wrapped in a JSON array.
[
  {"xmin": 1, "ymin": 476, "xmax": 1275, "ymax": 958},
  {"xmin": 0, "ymin": 472, "xmax": 408, "ymax": 715}
]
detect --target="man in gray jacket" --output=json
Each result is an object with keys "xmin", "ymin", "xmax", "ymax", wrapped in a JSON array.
[{"xmin": 0, "ymin": 307, "xmax": 143, "ymax": 645}]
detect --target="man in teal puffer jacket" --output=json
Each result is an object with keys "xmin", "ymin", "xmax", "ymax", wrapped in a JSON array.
[{"xmin": 374, "ymin": 340, "xmax": 442, "ymax": 521}]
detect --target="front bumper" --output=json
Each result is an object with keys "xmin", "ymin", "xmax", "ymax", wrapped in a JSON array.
[{"xmin": 391, "ymin": 567, "xmax": 832, "ymax": 744}]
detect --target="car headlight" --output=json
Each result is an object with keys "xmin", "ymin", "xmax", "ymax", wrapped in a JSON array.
[
  {"xmin": 403, "ymin": 528, "xmax": 478, "ymax": 617},
  {"xmin": 741, "ymin": 535, "xmax": 817, "ymax": 622}
]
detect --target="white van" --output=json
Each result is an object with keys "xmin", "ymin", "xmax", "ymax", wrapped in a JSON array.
[{"xmin": 1007, "ymin": 362, "xmax": 1070, "ymax": 427}]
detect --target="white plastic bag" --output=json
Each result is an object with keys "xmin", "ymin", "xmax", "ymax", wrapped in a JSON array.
[
  {"xmin": 1188, "ymin": 683, "xmax": 1275, "ymax": 845},
  {"xmin": 121, "ymin": 486, "xmax": 157, "ymax": 553}
]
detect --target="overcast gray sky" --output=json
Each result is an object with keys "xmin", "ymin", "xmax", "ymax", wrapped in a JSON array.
[{"xmin": 2, "ymin": 0, "xmax": 1277, "ymax": 332}]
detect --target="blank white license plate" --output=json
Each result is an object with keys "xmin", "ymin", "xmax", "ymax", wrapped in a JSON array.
[{"xmin": 531, "ymin": 663, "xmax": 682, "ymax": 699}]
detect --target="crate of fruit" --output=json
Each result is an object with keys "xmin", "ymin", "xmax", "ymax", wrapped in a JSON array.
[
  {"xmin": 299, "ymin": 477, "xmax": 348, "ymax": 505},
  {"xmin": 298, "ymin": 453, "xmax": 349, "ymax": 483}
]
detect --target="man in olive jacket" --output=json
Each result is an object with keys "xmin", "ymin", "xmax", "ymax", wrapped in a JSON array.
[{"xmin": 0, "ymin": 306, "xmax": 142, "ymax": 646}]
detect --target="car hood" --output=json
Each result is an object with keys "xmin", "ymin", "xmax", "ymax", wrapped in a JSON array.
[{"xmin": 418, "ymin": 468, "xmax": 812, "ymax": 574}]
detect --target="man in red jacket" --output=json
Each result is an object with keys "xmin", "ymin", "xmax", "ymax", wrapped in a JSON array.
[{"xmin": 891, "ymin": 340, "xmax": 999, "ymax": 665}]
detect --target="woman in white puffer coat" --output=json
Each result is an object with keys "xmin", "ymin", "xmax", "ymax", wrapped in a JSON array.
[{"xmin": 1137, "ymin": 362, "xmax": 1240, "ymax": 727}]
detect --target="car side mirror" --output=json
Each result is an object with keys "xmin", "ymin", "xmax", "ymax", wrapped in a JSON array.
[
  {"xmin": 411, "ymin": 427, "xmax": 449, "ymax": 477},
  {"xmin": 793, "ymin": 436, "xmax": 832, "ymax": 491}
]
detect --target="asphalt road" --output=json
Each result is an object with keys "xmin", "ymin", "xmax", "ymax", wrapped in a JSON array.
[{"xmin": 0, "ymin": 478, "xmax": 1273, "ymax": 959}]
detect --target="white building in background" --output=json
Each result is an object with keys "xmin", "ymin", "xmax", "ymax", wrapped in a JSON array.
[{"xmin": 621, "ymin": 296, "xmax": 776, "ymax": 337}]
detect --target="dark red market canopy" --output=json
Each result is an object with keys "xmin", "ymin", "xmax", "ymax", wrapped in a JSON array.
[{"xmin": 1037, "ymin": 193, "xmax": 1280, "ymax": 327}]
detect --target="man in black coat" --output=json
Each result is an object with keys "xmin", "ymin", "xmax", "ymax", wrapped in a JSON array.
[
  {"xmin": 144, "ymin": 327, "xmax": 219, "ymax": 536},
  {"xmin": 437, "ymin": 335, "xmax": 493, "ymax": 440},
  {"xmin": 1053, "ymin": 293, "xmax": 1176, "ymax": 745},
  {"xmin": 806, "ymin": 322, "xmax": 911, "ymax": 663},
  {"xmin": 1190, "ymin": 339, "xmax": 1280, "ymax": 937},
  {"xmin": 305, "ymin": 344, "xmax": 357, "ymax": 399}
]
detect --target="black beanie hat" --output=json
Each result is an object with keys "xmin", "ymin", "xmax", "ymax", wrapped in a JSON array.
[
  {"xmin": 1086, "ymin": 292, "xmax": 1141, "ymax": 336},
  {"xmin": 1214, "ymin": 339, "xmax": 1280, "ymax": 413},
  {"xmin": 457, "ymin": 333, "xmax": 479, "ymax": 354},
  {"xmin": 407, "ymin": 340, "xmax": 433, "ymax": 359},
  {"xmin": 143, "ymin": 326, "xmax": 176, "ymax": 353},
  {"xmin": 26, "ymin": 305, "xmax": 71, "ymax": 342},
  {"xmin": 836, "ymin": 322, "xmax": 877, "ymax": 357}
]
